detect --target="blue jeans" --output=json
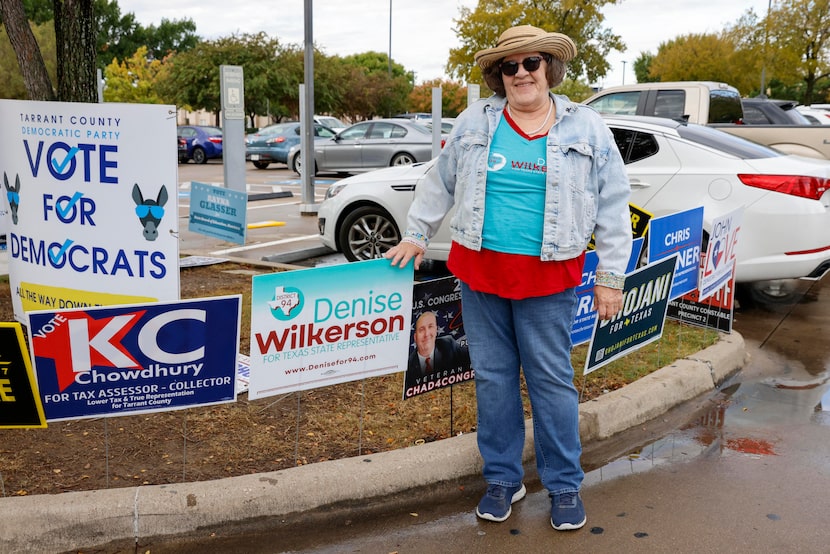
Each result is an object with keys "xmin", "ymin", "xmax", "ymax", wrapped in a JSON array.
[{"xmin": 461, "ymin": 283, "xmax": 583, "ymax": 495}]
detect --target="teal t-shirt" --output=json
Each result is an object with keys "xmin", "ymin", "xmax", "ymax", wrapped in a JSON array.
[{"xmin": 482, "ymin": 119, "xmax": 547, "ymax": 256}]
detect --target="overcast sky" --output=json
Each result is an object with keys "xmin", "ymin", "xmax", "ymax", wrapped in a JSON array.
[{"xmin": 118, "ymin": 0, "xmax": 771, "ymax": 87}]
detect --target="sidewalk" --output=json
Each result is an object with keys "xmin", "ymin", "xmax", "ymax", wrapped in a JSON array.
[{"xmin": 0, "ymin": 330, "xmax": 746, "ymax": 553}]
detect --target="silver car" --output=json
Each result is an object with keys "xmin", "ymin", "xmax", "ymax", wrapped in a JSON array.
[{"xmin": 288, "ymin": 118, "xmax": 441, "ymax": 175}]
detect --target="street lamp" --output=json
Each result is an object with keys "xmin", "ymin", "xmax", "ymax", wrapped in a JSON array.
[
  {"xmin": 760, "ymin": 0, "xmax": 772, "ymax": 98},
  {"xmin": 388, "ymin": 0, "xmax": 392, "ymax": 79},
  {"xmin": 622, "ymin": 60, "xmax": 627, "ymax": 85}
]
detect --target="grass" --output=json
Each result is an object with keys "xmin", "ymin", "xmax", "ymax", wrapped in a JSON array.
[{"xmin": 0, "ymin": 263, "xmax": 720, "ymax": 495}]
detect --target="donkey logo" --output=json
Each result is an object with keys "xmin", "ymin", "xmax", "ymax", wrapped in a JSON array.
[
  {"xmin": 132, "ymin": 183, "xmax": 168, "ymax": 241},
  {"xmin": 3, "ymin": 172, "xmax": 21, "ymax": 225}
]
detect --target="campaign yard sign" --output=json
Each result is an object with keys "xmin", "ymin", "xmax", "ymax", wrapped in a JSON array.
[
  {"xmin": 585, "ymin": 255, "xmax": 677, "ymax": 375},
  {"xmin": 700, "ymin": 207, "xmax": 743, "ymax": 301},
  {"xmin": 572, "ymin": 237, "xmax": 644, "ymax": 346},
  {"xmin": 404, "ymin": 276, "xmax": 472, "ymax": 399},
  {"xmin": 0, "ymin": 322, "xmax": 47, "ymax": 428},
  {"xmin": 647, "ymin": 207, "xmax": 704, "ymax": 300},
  {"xmin": 668, "ymin": 272, "xmax": 736, "ymax": 333},
  {"xmin": 249, "ymin": 258, "xmax": 413, "ymax": 399},
  {"xmin": 28, "ymin": 296, "xmax": 241, "ymax": 421},
  {"xmin": 0, "ymin": 99, "xmax": 180, "ymax": 323},
  {"xmin": 188, "ymin": 181, "xmax": 248, "ymax": 244}
]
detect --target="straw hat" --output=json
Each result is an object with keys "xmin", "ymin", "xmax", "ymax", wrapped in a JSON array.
[{"xmin": 475, "ymin": 25, "xmax": 577, "ymax": 69}]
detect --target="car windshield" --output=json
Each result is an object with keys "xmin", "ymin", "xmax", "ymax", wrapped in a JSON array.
[
  {"xmin": 258, "ymin": 124, "xmax": 296, "ymax": 135},
  {"xmin": 317, "ymin": 117, "xmax": 344, "ymax": 128},
  {"xmin": 677, "ymin": 124, "xmax": 783, "ymax": 159},
  {"xmin": 202, "ymin": 126, "xmax": 223, "ymax": 136},
  {"xmin": 406, "ymin": 122, "xmax": 432, "ymax": 135}
]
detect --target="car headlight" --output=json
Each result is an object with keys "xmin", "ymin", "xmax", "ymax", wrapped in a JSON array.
[{"xmin": 325, "ymin": 183, "xmax": 348, "ymax": 199}]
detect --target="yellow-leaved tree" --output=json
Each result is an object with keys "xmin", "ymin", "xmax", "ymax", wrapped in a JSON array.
[
  {"xmin": 446, "ymin": 0, "xmax": 625, "ymax": 92},
  {"xmin": 103, "ymin": 45, "xmax": 170, "ymax": 103}
]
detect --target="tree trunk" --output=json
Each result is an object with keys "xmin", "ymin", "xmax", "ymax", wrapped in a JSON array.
[
  {"xmin": 0, "ymin": 0, "xmax": 55, "ymax": 100},
  {"xmin": 54, "ymin": 0, "xmax": 97, "ymax": 102}
]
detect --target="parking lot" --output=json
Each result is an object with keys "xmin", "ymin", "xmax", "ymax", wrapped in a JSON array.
[{"xmin": 176, "ymin": 161, "xmax": 342, "ymax": 264}]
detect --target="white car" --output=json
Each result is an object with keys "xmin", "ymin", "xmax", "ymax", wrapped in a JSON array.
[
  {"xmin": 796, "ymin": 105, "xmax": 830, "ymax": 125},
  {"xmin": 318, "ymin": 116, "xmax": 830, "ymax": 301}
]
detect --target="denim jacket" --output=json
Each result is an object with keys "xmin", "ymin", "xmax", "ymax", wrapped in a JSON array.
[{"xmin": 405, "ymin": 93, "xmax": 632, "ymax": 288}]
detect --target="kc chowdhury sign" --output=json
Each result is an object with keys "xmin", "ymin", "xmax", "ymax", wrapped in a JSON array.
[
  {"xmin": 28, "ymin": 296, "xmax": 241, "ymax": 421},
  {"xmin": 249, "ymin": 259, "xmax": 414, "ymax": 399},
  {"xmin": 0, "ymin": 99, "xmax": 180, "ymax": 323}
]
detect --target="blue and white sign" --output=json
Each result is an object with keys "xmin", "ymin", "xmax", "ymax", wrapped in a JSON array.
[
  {"xmin": 585, "ymin": 255, "xmax": 677, "ymax": 375},
  {"xmin": 188, "ymin": 181, "xmax": 248, "ymax": 244},
  {"xmin": 700, "ymin": 207, "xmax": 743, "ymax": 301},
  {"xmin": 648, "ymin": 207, "xmax": 704, "ymax": 300},
  {"xmin": 28, "ymin": 296, "xmax": 241, "ymax": 421},
  {"xmin": 572, "ymin": 237, "xmax": 644, "ymax": 346},
  {"xmin": 0, "ymin": 99, "xmax": 180, "ymax": 323},
  {"xmin": 249, "ymin": 259, "xmax": 413, "ymax": 399}
]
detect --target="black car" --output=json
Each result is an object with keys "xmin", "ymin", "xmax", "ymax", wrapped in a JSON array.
[{"xmin": 741, "ymin": 98, "xmax": 813, "ymax": 125}]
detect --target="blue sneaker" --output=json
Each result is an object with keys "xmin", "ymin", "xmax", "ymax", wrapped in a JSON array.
[
  {"xmin": 550, "ymin": 491, "xmax": 586, "ymax": 530},
  {"xmin": 476, "ymin": 483, "xmax": 526, "ymax": 522}
]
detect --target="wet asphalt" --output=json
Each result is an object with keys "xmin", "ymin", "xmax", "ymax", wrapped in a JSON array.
[
  {"xmin": 142, "ymin": 163, "xmax": 830, "ymax": 552},
  {"xmin": 8, "ymin": 163, "xmax": 826, "ymax": 552}
]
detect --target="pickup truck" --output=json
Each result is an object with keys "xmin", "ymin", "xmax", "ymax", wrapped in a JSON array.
[{"xmin": 584, "ymin": 81, "xmax": 830, "ymax": 160}]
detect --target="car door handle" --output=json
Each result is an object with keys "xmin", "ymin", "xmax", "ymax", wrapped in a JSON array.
[{"xmin": 629, "ymin": 179, "xmax": 650, "ymax": 189}]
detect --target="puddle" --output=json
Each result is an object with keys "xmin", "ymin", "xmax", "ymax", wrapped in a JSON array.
[{"xmin": 584, "ymin": 376, "xmax": 830, "ymax": 485}]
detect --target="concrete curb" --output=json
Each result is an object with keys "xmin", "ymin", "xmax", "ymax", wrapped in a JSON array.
[{"xmin": 0, "ymin": 332, "xmax": 746, "ymax": 553}]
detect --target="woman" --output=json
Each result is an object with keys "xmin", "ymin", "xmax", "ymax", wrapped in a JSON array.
[{"xmin": 386, "ymin": 24, "xmax": 631, "ymax": 532}]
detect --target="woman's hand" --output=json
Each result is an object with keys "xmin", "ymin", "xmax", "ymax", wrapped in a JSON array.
[
  {"xmin": 385, "ymin": 241, "xmax": 425, "ymax": 270},
  {"xmin": 593, "ymin": 285, "xmax": 623, "ymax": 321}
]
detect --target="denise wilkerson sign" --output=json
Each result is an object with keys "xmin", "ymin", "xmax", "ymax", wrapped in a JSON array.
[{"xmin": 248, "ymin": 259, "xmax": 413, "ymax": 399}]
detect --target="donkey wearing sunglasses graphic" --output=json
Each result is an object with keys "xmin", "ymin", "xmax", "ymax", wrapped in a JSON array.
[
  {"xmin": 132, "ymin": 183, "xmax": 168, "ymax": 241},
  {"xmin": 4, "ymin": 172, "xmax": 21, "ymax": 225}
]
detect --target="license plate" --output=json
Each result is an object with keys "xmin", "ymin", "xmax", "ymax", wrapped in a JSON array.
[{"xmin": 250, "ymin": 154, "xmax": 260, "ymax": 161}]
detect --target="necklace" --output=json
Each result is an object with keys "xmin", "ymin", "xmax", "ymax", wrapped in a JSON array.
[{"xmin": 508, "ymin": 97, "xmax": 553, "ymax": 135}]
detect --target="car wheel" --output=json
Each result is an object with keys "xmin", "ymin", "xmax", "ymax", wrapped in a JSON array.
[
  {"xmin": 744, "ymin": 279, "xmax": 802, "ymax": 305},
  {"xmin": 292, "ymin": 153, "xmax": 317, "ymax": 176},
  {"xmin": 338, "ymin": 206, "xmax": 401, "ymax": 262},
  {"xmin": 192, "ymin": 147, "xmax": 207, "ymax": 164},
  {"xmin": 390, "ymin": 152, "xmax": 416, "ymax": 166},
  {"xmin": 252, "ymin": 160, "xmax": 270, "ymax": 169}
]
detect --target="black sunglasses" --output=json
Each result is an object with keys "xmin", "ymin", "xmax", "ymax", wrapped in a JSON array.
[{"xmin": 499, "ymin": 55, "xmax": 549, "ymax": 76}]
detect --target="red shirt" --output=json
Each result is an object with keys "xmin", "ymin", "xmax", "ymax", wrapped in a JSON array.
[{"xmin": 447, "ymin": 242, "xmax": 584, "ymax": 300}]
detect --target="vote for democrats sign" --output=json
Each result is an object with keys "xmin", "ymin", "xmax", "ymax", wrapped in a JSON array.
[
  {"xmin": 0, "ymin": 99, "xmax": 180, "ymax": 323},
  {"xmin": 28, "ymin": 296, "xmax": 241, "ymax": 421}
]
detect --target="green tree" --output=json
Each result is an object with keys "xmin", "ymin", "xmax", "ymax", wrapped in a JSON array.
[
  {"xmin": 96, "ymin": 0, "xmax": 198, "ymax": 70},
  {"xmin": 408, "ymin": 79, "xmax": 468, "ymax": 116},
  {"xmin": 764, "ymin": 0, "xmax": 830, "ymax": 103},
  {"xmin": 647, "ymin": 33, "xmax": 759, "ymax": 94},
  {"xmin": 157, "ymin": 33, "xmax": 297, "ymax": 127},
  {"xmin": 556, "ymin": 77, "xmax": 594, "ymax": 102},
  {"xmin": 103, "ymin": 45, "xmax": 169, "ymax": 103},
  {"xmin": 0, "ymin": 18, "xmax": 55, "ymax": 99},
  {"xmin": 446, "ymin": 0, "xmax": 625, "ymax": 89},
  {"xmin": 0, "ymin": 0, "xmax": 54, "ymax": 99},
  {"xmin": 338, "ymin": 51, "xmax": 413, "ymax": 119},
  {"xmin": 633, "ymin": 52, "xmax": 656, "ymax": 83}
]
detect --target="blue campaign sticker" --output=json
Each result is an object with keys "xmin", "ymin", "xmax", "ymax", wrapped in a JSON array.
[
  {"xmin": 28, "ymin": 296, "xmax": 241, "ymax": 421},
  {"xmin": 188, "ymin": 181, "xmax": 248, "ymax": 244}
]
